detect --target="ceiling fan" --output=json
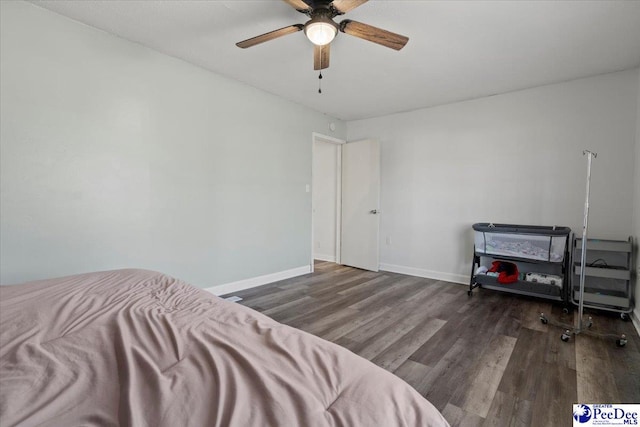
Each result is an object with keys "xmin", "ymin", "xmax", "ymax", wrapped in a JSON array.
[{"xmin": 236, "ymin": 0, "xmax": 409, "ymax": 71}]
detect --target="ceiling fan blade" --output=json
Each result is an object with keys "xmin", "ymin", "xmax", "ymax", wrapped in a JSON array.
[
  {"xmin": 340, "ymin": 20, "xmax": 409, "ymax": 51},
  {"xmin": 236, "ymin": 24, "xmax": 304, "ymax": 49},
  {"xmin": 331, "ymin": 0, "xmax": 368, "ymax": 14},
  {"xmin": 282, "ymin": 0, "xmax": 311, "ymax": 12},
  {"xmin": 314, "ymin": 44, "xmax": 330, "ymax": 70}
]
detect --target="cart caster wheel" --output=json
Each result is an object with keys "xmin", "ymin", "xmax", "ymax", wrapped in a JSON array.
[
  {"xmin": 539, "ymin": 313, "xmax": 548, "ymax": 324},
  {"xmin": 561, "ymin": 330, "xmax": 571, "ymax": 342},
  {"xmin": 620, "ymin": 313, "xmax": 630, "ymax": 321},
  {"xmin": 467, "ymin": 290, "xmax": 473, "ymax": 296},
  {"xmin": 586, "ymin": 316, "xmax": 593, "ymax": 329},
  {"xmin": 562, "ymin": 307, "xmax": 570, "ymax": 314},
  {"xmin": 615, "ymin": 334, "xmax": 627, "ymax": 348}
]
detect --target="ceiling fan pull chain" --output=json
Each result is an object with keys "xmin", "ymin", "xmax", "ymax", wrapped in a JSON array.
[{"xmin": 318, "ymin": 71, "xmax": 323, "ymax": 94}]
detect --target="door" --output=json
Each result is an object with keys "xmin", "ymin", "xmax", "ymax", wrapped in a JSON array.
[{"xmin": 341, "ymin": 139, "xmax": 380, "ymax": 271}]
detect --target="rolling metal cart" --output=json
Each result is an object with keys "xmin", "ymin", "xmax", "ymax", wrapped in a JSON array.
[{"xmin": 572, "ymin": 236, "xmax": 634, "ymax": 320}]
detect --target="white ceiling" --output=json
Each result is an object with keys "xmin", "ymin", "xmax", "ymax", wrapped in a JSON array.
[{"xmin": 29, "ymin": 0, "xmax": 640, "ymax": 121}]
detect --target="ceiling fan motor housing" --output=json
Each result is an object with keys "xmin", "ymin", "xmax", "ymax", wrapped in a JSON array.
[{"xmin": 301, "ymin": 0, "xmax": 344, "ymax": 17}]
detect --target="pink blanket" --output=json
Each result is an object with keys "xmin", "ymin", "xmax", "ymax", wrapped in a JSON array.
[{"xmin": 0, "ymin": 269, "xmax": 448, "ymax": 426}]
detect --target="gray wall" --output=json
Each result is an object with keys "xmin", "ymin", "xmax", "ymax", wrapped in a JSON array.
[
  {"xmin": 347, "ymin": 69, "xmax": 639, "ymax": 283},
  {"xmin": 634, "ymin": 68, "xmax": 640, "ymax": 322},
  {"xmin": 2, "ymin": 1, "xmax": 638, "ymax": 300},
  {"xmin": 0, "ymin": 1, "xmax": 345, "ymax": 287}
]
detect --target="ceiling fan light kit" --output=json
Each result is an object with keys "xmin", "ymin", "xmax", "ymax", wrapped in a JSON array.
[
  {"xmin": 305, "ymin": 16, "xmax": 338, "ymax": 46},
  {"xmin": 236, "ymin": 0, "xmax": 409, "ymax": 88}
]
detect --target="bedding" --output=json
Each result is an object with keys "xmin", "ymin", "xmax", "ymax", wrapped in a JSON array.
[{"xmin": 0, "ymin": 269, "xmax": 448, "ymax": 426}]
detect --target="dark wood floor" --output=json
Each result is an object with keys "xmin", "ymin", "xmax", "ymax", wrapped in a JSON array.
[{"xmin": 223, "ymin": 261, "xmax": 640, "ymax": 427}]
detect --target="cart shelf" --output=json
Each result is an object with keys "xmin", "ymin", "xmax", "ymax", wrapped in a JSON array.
[
  {"xmin": 571, "ymin": 289, "xmax": 630, "ymax": 309},
  {"xmin": 573, "ymin": 265, "xmax": 631, "ymax": 280},
  {"xmin": 473, "ymin": 274, "xmax": 563, "ymax": 301}
]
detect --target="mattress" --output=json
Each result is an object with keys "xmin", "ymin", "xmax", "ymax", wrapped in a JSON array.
[{"xmin": 0, "ymin": 269, "xmax": 448, "ymax": 426}]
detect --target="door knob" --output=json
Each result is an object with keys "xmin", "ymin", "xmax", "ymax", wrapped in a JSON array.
[{"xmin": 370, "ymin": 209, "xmax": 379, "ymax": 214}]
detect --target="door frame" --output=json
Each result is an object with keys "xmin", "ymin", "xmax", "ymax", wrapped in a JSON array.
[{"xmin": 310, "ymin": 132, "xmax": 345, "ymax": 273}]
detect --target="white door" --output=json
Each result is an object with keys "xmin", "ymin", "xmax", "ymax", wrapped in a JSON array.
[{"xmin": 341, "ymin": 139, "xmax": 380, "ymax": 271}]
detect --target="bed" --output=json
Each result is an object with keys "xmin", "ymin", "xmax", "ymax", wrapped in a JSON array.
[{"xmin": 0, "ymin": 269, "xmax": 448, "ymax": 426}]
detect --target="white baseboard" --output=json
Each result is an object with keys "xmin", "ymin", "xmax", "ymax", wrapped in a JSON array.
[
  {"xmin": 379, "ymin": 263, "xmax": 468, "ymax": 285},
  {"xmin": 205, "ymin": 265, "xmax": 311, "ymax": 296},
  {"xmin": 632, "ymin": 309, "xmax": 640, "ymax": 338},
  {"xmin": 314, "ymin": 253, "xmax": 336, "ymax": 263}
]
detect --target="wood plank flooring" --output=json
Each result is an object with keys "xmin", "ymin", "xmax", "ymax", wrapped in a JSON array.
[{"xmin": 223, "ymin": 261, "xmax": 640, "ymax": 427}]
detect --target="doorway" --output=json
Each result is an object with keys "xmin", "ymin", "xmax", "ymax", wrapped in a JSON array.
[
  {"xmin": 311, "ymin": 133, "xmax": 344, "ymax": 270},
  {"xmin": 310, "ymin": 134, "xmax": 381, "ymax": 273}
]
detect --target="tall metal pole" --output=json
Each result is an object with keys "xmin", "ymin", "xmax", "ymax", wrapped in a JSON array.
[{"xmin": 577, "ymin": 150, "xmax": 596, "ymax": 333}]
